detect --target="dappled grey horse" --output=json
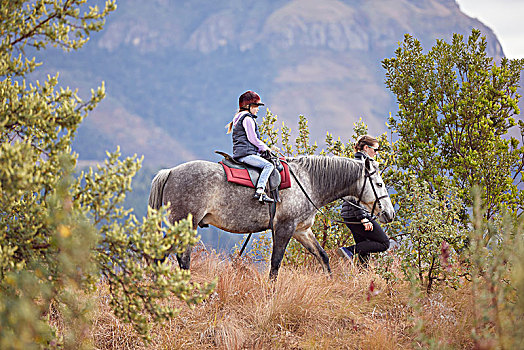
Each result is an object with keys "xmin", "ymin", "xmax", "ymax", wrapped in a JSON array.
[{"xmin": 148, "ymin": 155, "xmax": 395, "ymax": 279}]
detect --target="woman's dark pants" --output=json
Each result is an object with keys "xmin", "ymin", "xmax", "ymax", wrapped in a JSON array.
[{"xmin": 344, "ymin": 219, "xmax": 390, "ymax": 265}]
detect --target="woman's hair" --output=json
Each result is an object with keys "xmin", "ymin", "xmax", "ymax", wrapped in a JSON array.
[{"xmin": 355, "ymin": 135, "xmax": 379, "ymax": 152}]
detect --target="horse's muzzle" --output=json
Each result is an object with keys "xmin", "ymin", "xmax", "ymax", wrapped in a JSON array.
[{"xmin": 379, "ymin": 210, "xmax": 395, "ymax": 224}]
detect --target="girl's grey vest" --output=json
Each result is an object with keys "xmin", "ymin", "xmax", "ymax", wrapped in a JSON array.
[{"xmin": 232, "ymin": 112, "xmax": 261, "ymax": 160}]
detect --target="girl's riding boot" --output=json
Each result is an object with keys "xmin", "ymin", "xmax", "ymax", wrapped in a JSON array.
[{"xmin": 254, "ymin": 187, "xmax": 274, "ymax": 203}]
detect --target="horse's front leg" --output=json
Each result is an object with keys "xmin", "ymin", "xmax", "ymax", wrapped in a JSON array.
[
  {"xmin": 269, "ymin": 221, "xmax": 295, "ymax": 280},
  {"xmin": 293, "ymin": 228, "xmax": 331, "ymax": 275}
]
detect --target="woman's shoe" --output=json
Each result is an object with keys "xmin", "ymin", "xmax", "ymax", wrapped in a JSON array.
[{"xmin": 337, "ymin": 247, "xmax": 354, "ymax": 260}]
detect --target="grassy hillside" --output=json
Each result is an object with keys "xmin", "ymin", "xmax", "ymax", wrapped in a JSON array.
[{"xmin": 57, "ymin": 250, "xmax": 477, "ymax": 349}]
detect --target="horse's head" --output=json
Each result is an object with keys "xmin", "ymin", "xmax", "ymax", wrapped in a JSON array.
[{"xmin": 351, "ymin": 157, "xmax": 395, "ymax": 224}]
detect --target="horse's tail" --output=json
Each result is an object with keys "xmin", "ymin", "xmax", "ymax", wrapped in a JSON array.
[{"xmin": 148, "ymin": 169, "xmax": 172, "ymax": 210}]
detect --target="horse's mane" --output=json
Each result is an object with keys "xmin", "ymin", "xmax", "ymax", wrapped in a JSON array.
[{"xmin": 288, "ymin": 155, "xmax": 364, "ymax": 195}]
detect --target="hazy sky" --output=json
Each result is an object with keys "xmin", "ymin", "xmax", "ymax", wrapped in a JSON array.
[{"xmin": 456, "ymin": 0, "xmax": 524, "ymax": 58}]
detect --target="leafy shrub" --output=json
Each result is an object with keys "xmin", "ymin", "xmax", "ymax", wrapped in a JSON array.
[
  {"xmin": 379, "ymin": 176, "xmax": 467, "ymax": 292},
  {"xmin": 0, "ymin": 2, "xmax": 214, "ymax": 347},
  {"xmin": 468, "ymin": 189, "xmax": 524, "ymax": 348}
]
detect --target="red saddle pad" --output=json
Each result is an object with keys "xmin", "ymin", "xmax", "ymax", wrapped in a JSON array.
[{"xmin": 219, "ymin": 158, "xmax": 291, "ymax": 190}]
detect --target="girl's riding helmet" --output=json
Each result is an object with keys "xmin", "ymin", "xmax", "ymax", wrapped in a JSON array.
[{"xmin": 239, "ymin": 91, "xmax": 265, "ymax": 109}]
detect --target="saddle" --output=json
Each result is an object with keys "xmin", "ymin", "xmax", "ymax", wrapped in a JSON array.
[
  {"xmin": 216, "ymin": 150, "xmax": 291, "ymax": 247},
  {"xmin": 216, "ymin": 151, "xmax": 291, "ymax": 192}
]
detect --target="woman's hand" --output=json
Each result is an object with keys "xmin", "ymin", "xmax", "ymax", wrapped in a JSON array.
[{"xmin": 361, "ymin": 218, "xmax": 373, "ymax": 231}]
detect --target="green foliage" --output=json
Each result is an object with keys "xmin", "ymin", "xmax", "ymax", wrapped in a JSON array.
[
  {"xmin": 379, "ymin": 29, "xmax": 524, "ymax": 294},
  {"xmin": 1, "ymin": 1, "xmax": 213, "ymax": 347},
  {"xmin": 383, "ymin": 176, "xmax": 467, "ymax": 292},
  {"xmin": 1, "ymin": 157, "xmax": 98, "ymax": 349},
  {"xmin": 468, "ymin": 188, "xmax": 524, "ymax": 348},
  {"xmin": 383, "ymin": 29, "xmax": 524, "ymax": 219},
  {"xmin": 408, "ymin": 190, "xmax": 524, "ymax": 348},
  {"xmin": 259, "ymin": 112, "xmax": 318, "ymax": 156},
  {"xmin": 72, "ymin": 149, "xmax": 215, "ymax": 337}
]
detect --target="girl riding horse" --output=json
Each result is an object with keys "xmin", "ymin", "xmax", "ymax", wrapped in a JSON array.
[{"xmin": 226, "ymin": 91, "xmax": 274, "ymax": 203}]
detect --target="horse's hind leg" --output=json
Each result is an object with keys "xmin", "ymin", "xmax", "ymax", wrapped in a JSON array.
[
  {"xmin": 293, "ymin": 228, "xmax": 331, "ymax": 274},
  {"xmin": 176, "ymin": 245, "xmax": 192, "ymax": 270},
  {"xmin": 168, "ymin": 212, "xmax": 202, "ymax": 270},
  {"xmin": 175, "ymin": 214, "xmax": 202, "ymax": 269}
]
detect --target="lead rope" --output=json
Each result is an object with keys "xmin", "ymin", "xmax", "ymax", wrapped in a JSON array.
[
  {"xmin": 286, "ymin": 162, "xmax": 374, "ymax": 225},
  {"xmin": 238, "ymin": 155, "xmax": 377, "ymax": 257}
]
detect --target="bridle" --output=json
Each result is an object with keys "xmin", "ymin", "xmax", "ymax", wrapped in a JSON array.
[
  {"xmin": 287, "ymin": 158, "xmax": 388, "ymax": 225},
  {"xmin": 352, "ymin": 163, "xmax": 390, "ymax": 220}
]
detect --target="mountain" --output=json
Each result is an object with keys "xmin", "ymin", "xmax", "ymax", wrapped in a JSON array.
[{"xmin": 32, "ymin": 0, "xmax": 509, "ymax": 167}]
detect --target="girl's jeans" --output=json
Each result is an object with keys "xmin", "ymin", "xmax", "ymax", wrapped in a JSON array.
[{"xmin": 237, "ymin": 154, "xmax": 275, "ymax": 190}]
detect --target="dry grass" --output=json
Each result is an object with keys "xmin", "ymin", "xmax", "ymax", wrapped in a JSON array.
[{"xmin": 86, "ymin": 250, "xmax": 476, "ymax": 349}]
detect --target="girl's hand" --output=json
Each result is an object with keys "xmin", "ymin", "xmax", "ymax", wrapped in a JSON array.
[{"xmin": 361, "ymin": 219, "xmax": 373, "ymax": 231}]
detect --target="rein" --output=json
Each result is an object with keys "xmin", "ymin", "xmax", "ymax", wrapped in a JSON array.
[
  {"xmin": 286, "ymin": 160, "xmax": 378, "ymax": 225},
  {"xmin": 238, "ymin": 155, "xmax": 385, "ymax": 258}
]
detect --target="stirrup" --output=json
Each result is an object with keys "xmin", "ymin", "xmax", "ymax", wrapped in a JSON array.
[
  {"xmin": 259, "ymin": 193, "xmax": 274, "ymax": 203},
  {"xmin": 254, "ymin": 192, "xmax": 274, "ymax": 203}
]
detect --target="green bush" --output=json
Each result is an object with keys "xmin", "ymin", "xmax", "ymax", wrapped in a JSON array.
[
  {"xmin": 377, "ymin": 29, "xmax": 524, "ymax": 292},
  {"xmin": 0, "ymin": 1, "xmax": 213, "ymax": 347},
  {"xmin": 468, "ymin": 188, "xmax": 524, "ymax": 348},
  {"xmin": 383, "ymin": 29, "xmax": 524, "ymax": 219},
  {"xmin": 380, "ymin": 176, "xmax": 468, "ymax": 292}
]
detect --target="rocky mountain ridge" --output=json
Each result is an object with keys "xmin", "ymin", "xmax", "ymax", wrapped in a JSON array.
[{"xmin": 35, "ymin": 0, "xmax": 509, "ymax": 166}]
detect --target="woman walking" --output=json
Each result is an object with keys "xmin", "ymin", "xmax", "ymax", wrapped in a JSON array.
[{"xmin": 337, "ymin": 135, "xmax": 390, "ymax": 265}]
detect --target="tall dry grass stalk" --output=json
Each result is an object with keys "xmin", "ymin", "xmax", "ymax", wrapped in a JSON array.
[{"xmin": 85, "ymin": 249, "xmax": 475, "ymax": 349}]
